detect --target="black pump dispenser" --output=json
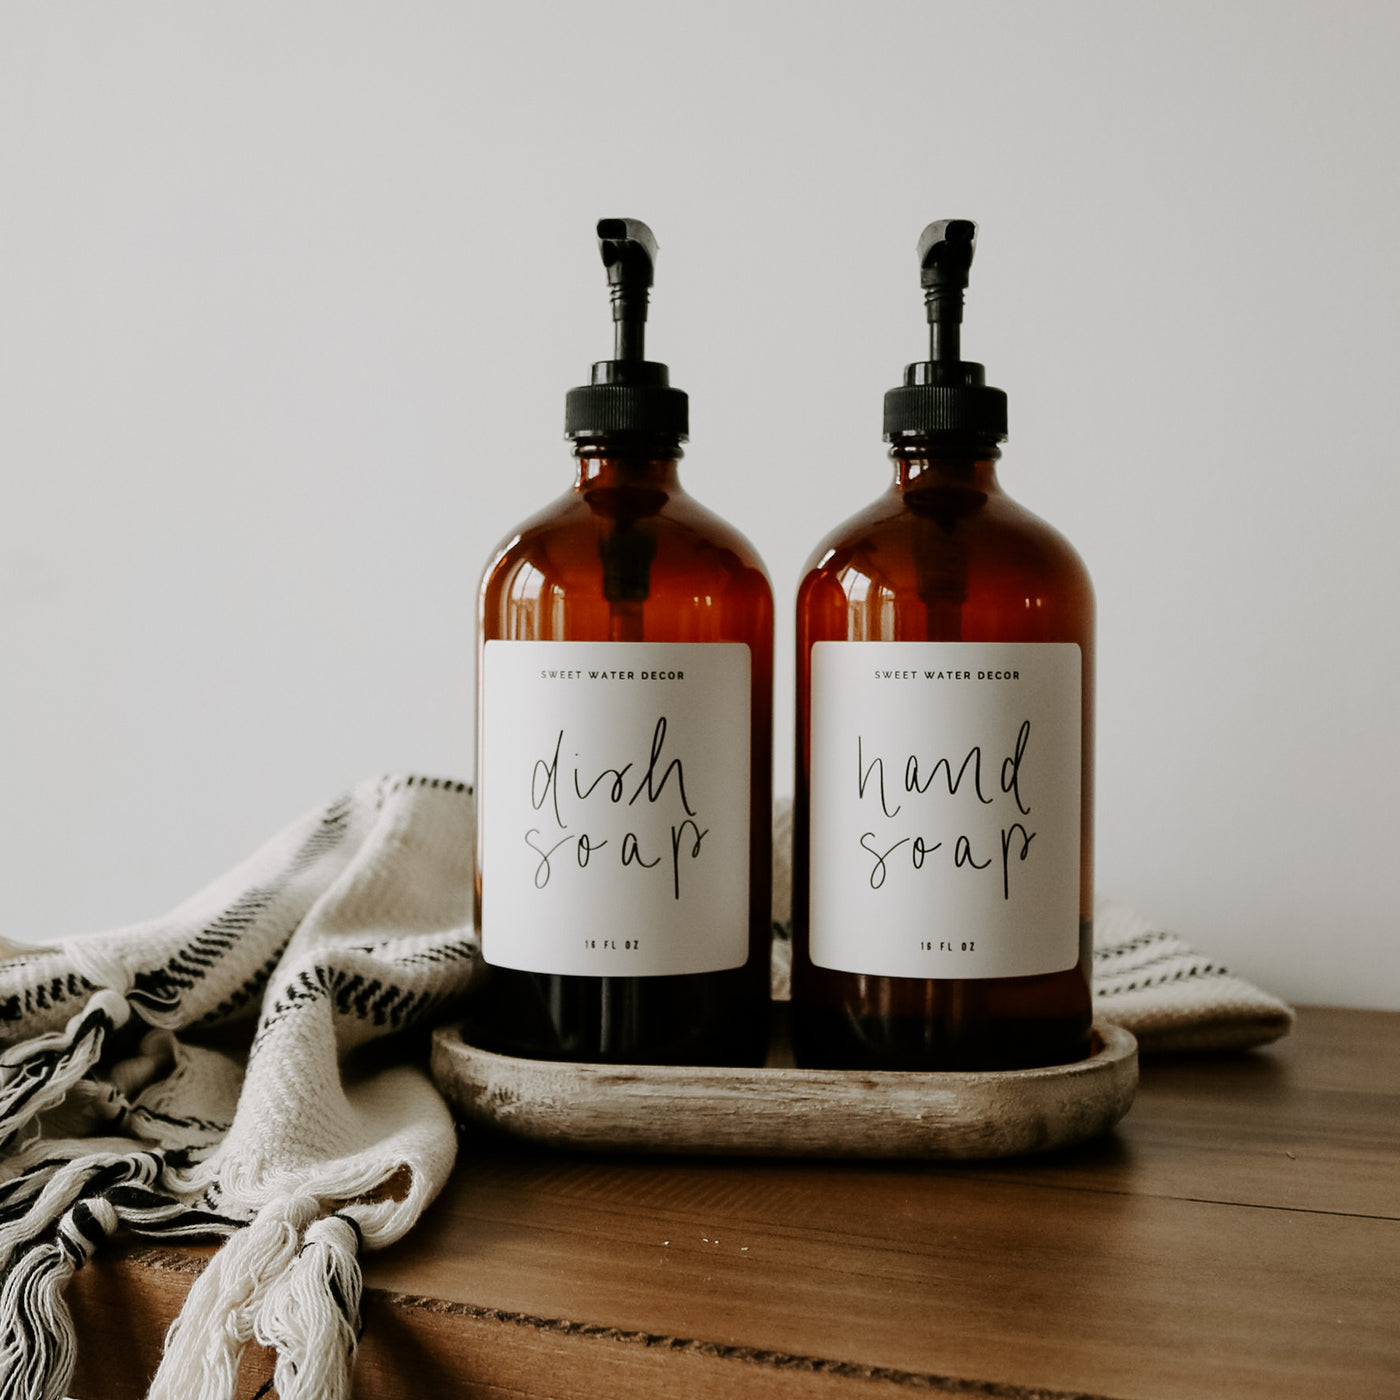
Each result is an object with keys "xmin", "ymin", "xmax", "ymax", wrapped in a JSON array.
[
  {"xmin": 564, "ymin": 218, "xmax": 689, "ymax": 441},
  {"xmin": 882, "ymin": 219, "xmax": 1008, "ymax": 443}
]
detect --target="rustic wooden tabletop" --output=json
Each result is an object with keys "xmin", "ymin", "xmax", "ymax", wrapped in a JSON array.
[{"xmin": 70, "ymin": 1004, "xmax": 1399, "ymax": 1399}]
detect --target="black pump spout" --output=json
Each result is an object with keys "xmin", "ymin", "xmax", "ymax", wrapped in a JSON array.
[
  {"xmin": 881, "ymin": 218, "xmax": 1006, "ymax": 441},
  {"xmin": 597, "ymin": 218, "xmax": 656, "ymax": 363},
  {"xmin": 918, "ymin": 219, "xmax": 977, "ymax": 366},
  {"xmin": 565, "ymin": 216, "xmax": 688, "ymax": 442}
]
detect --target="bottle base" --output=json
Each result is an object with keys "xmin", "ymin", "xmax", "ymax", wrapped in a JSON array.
[
  {"xmin": 789, "ymin": 1003, "xmax": 1093, "ymax": 1072},
  {"xmin": 462, "ymin": 964, "xmax": 771, "ymax": 1068}
]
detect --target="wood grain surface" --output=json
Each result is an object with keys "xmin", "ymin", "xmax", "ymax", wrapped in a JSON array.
[{"xmin": 67, "ymin": 1006, "xmax": 1400, "ymax": 1399}]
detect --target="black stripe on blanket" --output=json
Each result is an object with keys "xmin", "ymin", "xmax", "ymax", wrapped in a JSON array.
[
  {"xmin": 129, "ymin": 797, "xmax": 357, "ymax": 1015},
  {"xmin": 252, "ymin": 940, "xmax": 478, "ymax": 1044}
]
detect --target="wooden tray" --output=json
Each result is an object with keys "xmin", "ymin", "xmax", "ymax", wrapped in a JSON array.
[{"xmin": 430, "ymin": 1013, "xmax": 1137, "ymax": 1160}]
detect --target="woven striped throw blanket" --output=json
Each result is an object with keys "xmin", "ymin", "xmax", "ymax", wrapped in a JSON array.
[{"xmin": 0, "ymin": 779, "xmax": 1292, "ymax": 1399}]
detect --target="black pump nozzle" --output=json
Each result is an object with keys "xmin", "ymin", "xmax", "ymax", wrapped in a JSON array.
[
  {"xmin": 882, "ymin": 217, "xmax": 1007, "ymax": 442},
  {"xmin": 565, "ymin": 217, "xmax": 689, "ymax": 441},
  {"xmin": 597, "ymin": 218, "xmax": 656, "ymax": 363},
  {"xmin": 918, "ymin": 219, "xmax": 977, "ymax": 365}
]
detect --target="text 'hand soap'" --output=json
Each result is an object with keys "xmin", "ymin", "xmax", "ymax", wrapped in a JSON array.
[
  {"xmin": 791, "ymin": 220, "xmax": 1095, "ymax": 1071},
  {"xmin": 472, "ymin": 219, "xmax": 773, "ymax": 1066}
]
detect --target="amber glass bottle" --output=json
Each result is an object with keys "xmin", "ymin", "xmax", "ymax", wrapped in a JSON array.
[
  {"xmin": 471, "ymin": 220, "xmax": 772, "ymax": 1066},
  {"xmin": 791, "ymin": 220, "xmax": 1093, "ymax": 1070}
]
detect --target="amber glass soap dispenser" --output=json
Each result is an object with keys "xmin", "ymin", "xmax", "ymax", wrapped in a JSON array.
[
  {"xmin": 791, "ymin": 220, "xmax": 1094, "ymax": 1071},
  {"xmin": 473, "ymin": 219, "xmax": 772, "ymax": 1066}
]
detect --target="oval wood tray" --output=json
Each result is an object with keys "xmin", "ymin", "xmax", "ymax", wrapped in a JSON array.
[{"xmin": 431, "ymin": 1015, "xmax": 1137, "ymax": 1160}]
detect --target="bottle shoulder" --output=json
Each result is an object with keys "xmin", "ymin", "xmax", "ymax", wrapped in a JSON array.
[
  {"xmin": 801, "ymin": 483, "xmax": 1093, "ymax": 595},
  {"xmin": 483, "ymin": 481, "xmax": 770, "ymax": 592}
]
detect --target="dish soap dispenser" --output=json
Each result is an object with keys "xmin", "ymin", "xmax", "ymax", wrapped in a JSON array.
[
  {"xmin": 473, "ymin": 218, "xmax": 773, "ymax": 1066},
  {"xmin": 791, "ymin": 219, "xmax": 1094, "ymax": 1070}
]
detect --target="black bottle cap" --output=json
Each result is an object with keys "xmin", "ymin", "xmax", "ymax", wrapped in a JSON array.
[
  {"xmin": 882, "ymin": 219, "xmax": 1008, "ymax": 443},
  {"xmin": 564, "ymin": 218, "xmax": 689, "ymax": 442}
]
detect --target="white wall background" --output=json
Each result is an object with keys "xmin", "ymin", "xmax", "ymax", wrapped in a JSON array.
[{"xmin": 2, "ymin": 1, "xmax": 1396, "ymax": 1009}]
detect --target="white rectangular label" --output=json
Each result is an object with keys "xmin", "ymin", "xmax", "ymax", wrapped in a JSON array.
[
  {"xmin": 809, "ymin": 642, "xmax": 1081, "ymax": 978},
  {"xmin": 480, "ymin": 641, "xmax": 751, "ymax": 976}
]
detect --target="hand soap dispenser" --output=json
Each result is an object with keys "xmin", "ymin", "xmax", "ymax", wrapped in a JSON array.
[{"xmin": 791, "ymin": 220, "xmax": 1094, "ymax": 1070}]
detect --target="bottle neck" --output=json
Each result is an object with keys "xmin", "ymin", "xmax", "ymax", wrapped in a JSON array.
[
  {"xmin": 572, "ymin": 437, "xmax": 684, "ymax": 490},
  {"xmin": 889, "ymin": 437, "xmax": 1002, "ymax": 492}
]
